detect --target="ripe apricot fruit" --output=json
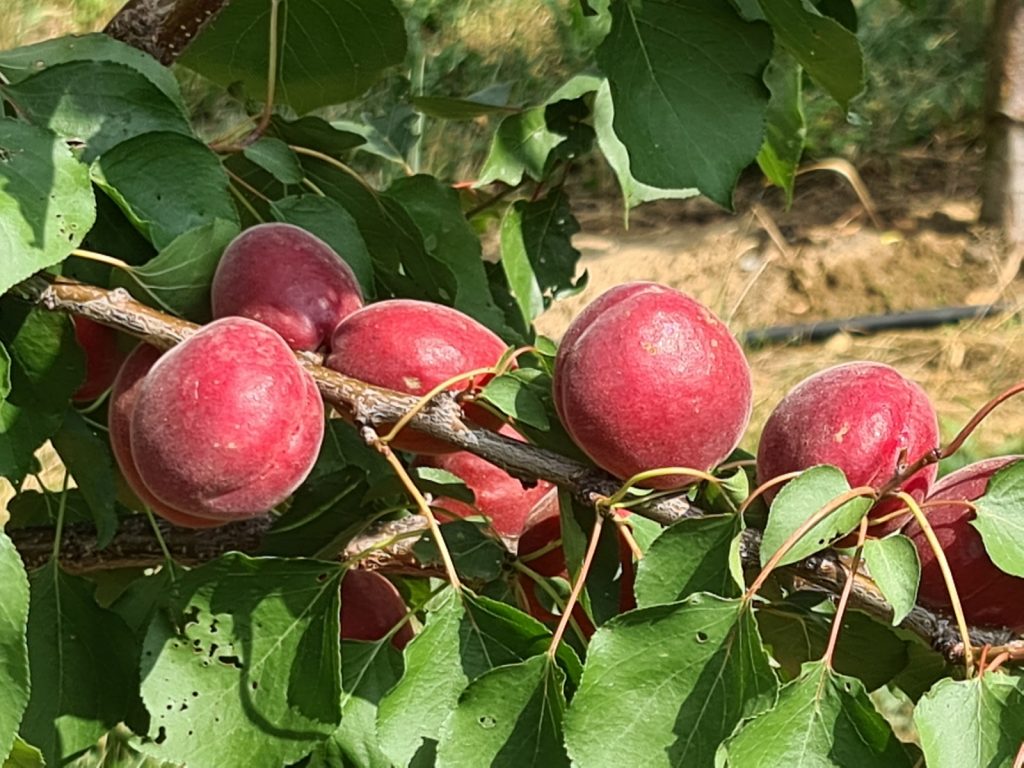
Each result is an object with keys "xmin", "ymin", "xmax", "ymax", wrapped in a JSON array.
[
  {"xmin": 72, "ymin": 316, "xmax": 127, "ymax": 402},
  {"xmin": 211, "ymin": 222, "xmax": 363, "ymax": 352},
  {"xmin": 554, "ymin": 282, "xmax": 752, "ymax": 489},
  {"xmin": 904, "ymin": 456, "xmax": 1024, "ymax": 630},
  {"xmin": 130, "ymin": 317, "xmax": 325, "ymax": 520},
  {"xmin": 326, "ymin": 299, "xmax": 507, "ymax": 454},
  {"xmin": 414, "ymin": 424, "xmax": 553, "ymax": 537},
  {"xmin": 757, "ymin": 361, "xmax": 939, "ymax": 533},
  {"xmin": 341, "ymin": 569, "xmax": 414, "ymax": 649}
]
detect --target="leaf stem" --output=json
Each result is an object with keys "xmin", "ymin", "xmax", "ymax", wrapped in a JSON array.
[
  {"xmin": 602, "ymin": 467, "xmax": 720, "ymax": 508},
  {"xmin": 512, "ymin": 560, "xmax": 590, "ymax": 647},
  {"xmin": 51, "ymin": 472, "xmax": 70, "ymax": 562},
  {"xmin": 822, "ymin": 515, "xmax": 868, "ymax": 670},
  {"xmin": 379, "ymin": 366, "xmax": 496, "ymax": 445},
  {"xmin": 547, "ymin": 510, "xmax": 604, "ymax": 659},
  {"xmin": 289, "ymin": 145, "xmax": 379, "ymax": 196},
  {"xmin": 613, "ymin": 516, "xmax": 644, "ymax": 561},
  {"xmin": 70, "ymin": 249, "xmax": 133, "ymax": 273},
  {"xmin": 737, "ymin": 470, "xmax": 803, "ymax": 518},
  {"xmin": 144, "ymin": 508, "xmax": 176, "ymax": 575}
]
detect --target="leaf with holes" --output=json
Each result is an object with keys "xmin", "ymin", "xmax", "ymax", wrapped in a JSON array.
[
  {"xmin": 722, "ymin": 660, "xmax": 913, "ymax": 767},
  {"xmin": 971, "ymin": 459, "xmax": 1024, "ymax": 577},
  {"xmin": 137, "ymin": 554, "xmax": 342, "ymax": 768},
  {"xmin": 863, "ymin": 535, "xmax": 920, "ymax": 625},
  {"xmin": 180, "ymin": 0, "xmax": 406, "ymax": 113},
  {"xmin": 760, "ymin": 465, "xmax": 872, "ymax": 568},
  {"xmin": 21, "ymin": 562, "xmax": 138, "ymax": 767},
  {"xmin": 437, "ymin": 655, "xmax": 569, "ymax": 768},
  {"xmin": 564, "ymin": 595, "xmax": 777, "ymax": 768}
]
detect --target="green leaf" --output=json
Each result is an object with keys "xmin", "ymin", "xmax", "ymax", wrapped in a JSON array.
[
  {"xmin": 760, "ymin": 465, "xmax": 872, "ymax": 568},
  {"xmin": 308, "ymin": 639, "xmax": 404, "ymax": 768},
  {"xmin": 21, "ymin": 562, "xmax": 138, "ymax": 767},
  {"xmin": 179, "ymin": 0, "xmax": 407, "ymax": 113},
  {"xmin": 50, "ymin": 409, "xmax": 118, "ymax": 547},
  {"xmin": 270, "ymin": 115, "xmax": 365, "ymax": 155},
  {"xmin": 412, "ymin": 521, "xmax": 506, "ymax": 583},
  {"xmin": 756, "ymin": 598, "xmax": 911, "ymax": 691},
  {"xmin": 436, "ymin": 655, "xmax": 569, "ymax": 768},
  {"xmin": 377, "ymin": 589, "xmax": 580, "ymax": 767},
  {"xmin": 564, "ymin": 596, "xmax": 777, "ymax": 768},
  {"xmin": 386, "ymin": 175, "xmax": 509, "ymax": 334},
  {"xmin": 116, "ymin": 219, "xmax": 240, "ymax": 322},
  {"xmin": 270, "ymin": 195, "xmax": 375, "ymax": 298},
  {"xmin": 0, "ymin": 118, "xmax": 95, "ymax": 297},
  {"xmin": 138, "ymin": 555, "xmax": 343, "ymax": 768},
  {"xmin": 596, "ymin": 0, "xmax": 772, "ymax": 207},
  {"xmin": 110, "ymin": 564, "xmax": 182, "ymax": 639},
  {"xmin": 3, "ymin": 737, "xmax": 43, "ymax": 768},
  {"xmin": 478, "ymin": 109, "xmax": 562, "ymax": 187},
  {"xmin": 0, "ymin": 61, "xmax": 191, "ymax": 163},
  {"xmin": 412, "ymin": 466, "xmax": 475, "ymax": 504},
  {"xmin": 0, "ymin": 533, "xmax": 30, "ymax": 764},
  {"xmin": 480, "ymin": 369, "xmax": 551, "ymax": 430},
  {"xmin": 757, "ymin": 0, "xmax": 865, "ymax": 111},
  {"xmin": 0, "ymin": 346, "xmax": 11, "ymax": 403},
  {"xmin": 635, "ymin": 515, "xmax": 743, "ymax": 607},
  {"xmin": 91, "ymin": 131, "xmax": 238, "ymax": 250},
  {"xmin": 0, "ymin": 304, "xmax": 83, "ymax": 483},
  {"xmin": 243, "ymin": 137, "xmax": 303, "ymax": 185},
  {"xmin": 592, "ymin": 79, "xmax": 698, "ymax": 212},
  {"xmin": 971, "ymin": 459, "xmax": 1024, "ymax": 576},
  {"xmin": 915, "ymin": 674, "xmax": 1024, "ymax": 768},
  {"xmin": 757, "ymin": 50, "xmax": 805, "ymax": 204},
  {"xmin": 0, "ymin": 33, "xmax": 185, "ymax": 109},
  {"xmin": 863, "ymin": 535, "xmax": 920, "ymax": 625},
  {"xmin": 412, "ymin": 95, "xmax": 517, "ymax": 120},
  {"xmin": 723, "ymin": 660, "xmax": 912, "ymax": 767}
]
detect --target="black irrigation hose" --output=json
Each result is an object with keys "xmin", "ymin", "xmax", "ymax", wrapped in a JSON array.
[{"xmin": 741, "ymin": 304, "xmax": 1013, "ymax": 348}]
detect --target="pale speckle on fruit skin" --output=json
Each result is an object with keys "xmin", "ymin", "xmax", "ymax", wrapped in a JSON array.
[{"xmin": 833, "ymin": 423, "xmax": 850, "ymax": 443}]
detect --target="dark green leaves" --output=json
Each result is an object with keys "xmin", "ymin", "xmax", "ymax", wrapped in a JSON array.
[
  {"xmin": 51, "ymin": 409, "xmax": 118, "ymax": 546},
  {"xmin": 723, "ymin": 661, "xmax": 912, "ymax": 767},
  {"xmin": 862, "ymin": 535, "xmax": 920, "ymax": 625},
  {"xmin": 21, "ymin": 562, "xmax": 138, "ymax": 767},
  {"xmin": 915, "ymin": 674, "xmax": 1024, "ymax": 768},
  {"xmin": 478, "ymin": 110, "xmax": 563, "ymax": 187},
  {"xmin": 971, "ymin": 459, "xmax": 1024, "ymax": 576},
  {"xmin": 0, "ymin": 532, "xmax": 30, "ymax": 764},
  {"xmin": 757, "ymin": 50, "xmax": 805, "ymax": 203},
  {"xmin": 596, "ymin": 0, "xmax": 772, "ymax": 207},
  {"xmin": 0, "ymin": 118, "xmax": 95, "ymax": 296},
  {"xmin": 138, "ymin": 555, "xmax": 343, "ymax": 768},
  {"xmin": 412, "ymin": 521, "xmax": 507, "ymax": 583},
  {"xmin": 436, "ymin": 655, "xmax": 569, "ymax": 768},
  {"xmin": 180, "ymin": 0, "xmax": 407, "ymax": 113},
  {"xmin": 760, "ymin": 466, "xmax": 872, "ymax": 567},
  {"xmin": 564, "ymin": 596, "xmax": 777, "ymax": 768}
]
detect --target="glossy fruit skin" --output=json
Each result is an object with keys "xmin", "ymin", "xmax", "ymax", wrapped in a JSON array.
[
  {"xmin": 414, "ymin": 424, "xmax": 553, "ymax": 537},
  {"xmin": 554, "ymin": 282, "xmax": 752, "ymax": 489},
  {"xmin": 131, "ymin": 317, "xmax": 325, "ymax": 520},
  {"xmin": 72, "ymin": 317, "xmax": 127, "ymax": 402},
  {"xmin": 757, "ymin": 361, "xmax": 940, "ymax": 533},
  {"xmin": 325, "ymin": 299, "xmax": 508, "ymax": 454},
  {"xmin": 211, "ymin": 222, "xmax": 364, "ymax": 352},
  {"xmin": 904, "ymin": 456, "xmax": 1024, "ymax": 630},
  {"xmin": 108, "ymin": 345, "xmax": 221, "ymax": 528},
  {"xmin": 341, "ymin": 569, "xmax": 414, "ymax": 650}
]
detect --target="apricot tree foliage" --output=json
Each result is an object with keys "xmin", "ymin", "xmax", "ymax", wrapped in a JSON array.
[{"xmin": 2, "ymin": 2, "xmax": 1023, "ymax": 768}]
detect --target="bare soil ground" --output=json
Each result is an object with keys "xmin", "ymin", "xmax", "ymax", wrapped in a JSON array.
[{"xmin": 537, "ymin": 141, "xmax": 1024, "ymax": 463}]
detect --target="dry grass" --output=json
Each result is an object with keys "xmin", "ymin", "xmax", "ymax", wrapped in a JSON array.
[{"xmin": 0, "ymin": 0, "xmax": 121, "ymax": 51}]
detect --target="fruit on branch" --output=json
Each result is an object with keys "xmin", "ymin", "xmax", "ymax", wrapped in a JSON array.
[
  {"xmin": 72, "ymin": 316, "xmax": 128, "ymax": 402},
  {"xmin": 757, "ymin": 361, "xmax": 939, "ymax": 534},
  {"xmin": 326, "ymin": 299, "xmax": 508, "ymax": 453},
  {"xmin": 130, "ymin": 317, "xmax": 325, "ymax": 520},
  {"xmin": 554, "ymin": 282, "xmax": 752, "ymax": 489},
  {"xmin": 108, "ymin": 344, "xmax": 221, "ymax": 528},
  {"xmin": 904, "ymin": 456, "xmax": 1024, "ymax": 630},
  {"xmin": 211, "ymin": 222, "xmax": 363, "ymax": 352},
  {"xmin": 414, "ymin": 424, "xmax": 553, "ymax": 537},
  {"xmin": 341, "ymin": 569, "xmax": 414, "ymax": 649}
]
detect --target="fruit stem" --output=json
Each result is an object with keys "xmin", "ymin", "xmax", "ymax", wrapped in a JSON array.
[
  {"xmin": 742, "ymin": 485, "xmax": 877, "ymax": 603},
  {"xmin": 602, "ymin": 467, "xmax": 721, "ymax": 509},
  {"xmin": 547, "ymin": 510, "xmax": 604, "ymax": 659},
  {"xmin": 379, "ymin": 366, "xmax": 496, "ymax": 446},
  {"xmin": 822, "ymin": 516, "xmax": 868, "ymax": 670},
  {"xmin": 70, "ymin": 249, "xmax": 132, "ymax": 273},
  {"xmin": 374, "ymin": 438, "xmax": 463, "ymax": 591},
  {"xmin": 512, "ymin": 561, "xmax": 591, "ymax": 647},
  {"xmin": 897, "ymin": 491, "xmax": 974, "ymax": 676},
  {"xmin": 737, "ymin": 470, "xmax": 803, "ymax": 518}
]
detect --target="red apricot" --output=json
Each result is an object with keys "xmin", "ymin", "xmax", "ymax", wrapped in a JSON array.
[
  {"xmin": 904, "ymin": 456, "xmax": 1024, "ymax": 630},
  {"xmin": 414, "ymin": 424, "xmax": 553, "ymax": 537},
  {"xmin": 131, "ymin": 317, "xmax": 325, "ymax": 520},
  {"xmin": 341, "ymin": 569, "xmax": 414, "ymax": 649},
  {"xmin": 757, "ymin": 361, "xmax": 939, "ymax": 533},
  {"xmin": 108, "ymin": 344, "xmax": 221, "ymax": 528},
  {"xmin": 554, "ymin": 282, "xmax": 752, "ymax": 489},
  {"xmin": 72, "ymin": 317, "xmax": 127, "ymax": 402},
  {"xmin": 211, "ymin": 222, "xmax": 363, "ymax": 352},
  {"xmin": 325, "ymin": 300, "xmax": 508, "ymax": 454}
]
